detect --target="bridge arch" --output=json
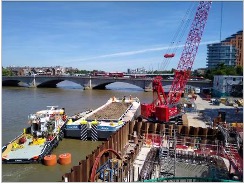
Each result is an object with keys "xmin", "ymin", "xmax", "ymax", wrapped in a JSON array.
[
  {"xmin": 2, "ymin": 76, "xmax": 212, "ymax": 90},
  {"xmin": 37, "ymin": 79, "xmax": 66, "ymax": 87},
  {"xmin": 99, "ymin": 82, "xmax": 143, "ymax": 91},
  {"xmin": 90, "ymin": 78, "xmax": 151, "ymax": 90},
  {"xmin": 93, "ymin": 82, "xmax": 113, "ymax": 89},
  {"xmin": 2, "ymin": 79, "xmax": 22, "ymax": 86}
]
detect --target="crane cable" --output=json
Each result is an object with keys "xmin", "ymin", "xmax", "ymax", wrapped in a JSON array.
[
  {"xmin": 160, "ymin": 2, "xmax": 194, "ymax": 70},
  {"xmin": 159, "ymin": 4, "xmax": 193, "ymax": 71},
  {"xmin": 160, "ymin": 2, "xmax": 197, "ymax": 71},
  {"xmin": 164, "ymin": 8, "xmax": 194, "ymax": 70},
  {"xmin": 162, "ymin": 2, "xmax": 197, "ymax": 71}
]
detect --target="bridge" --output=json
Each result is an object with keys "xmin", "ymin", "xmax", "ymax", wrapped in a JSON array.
[{"xmin": 2, "ymin": 76, "xmax": 212, "ymax": 91}]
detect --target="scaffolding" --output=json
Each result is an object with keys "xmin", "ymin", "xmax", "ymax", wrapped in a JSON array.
[{"xmin": 159, "ymin": 123, "xmax": 178, "ymax": 178}]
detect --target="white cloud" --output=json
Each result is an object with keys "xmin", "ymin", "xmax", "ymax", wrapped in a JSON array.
[{"xmin": 66, "ymin": 40, "xmax": 219, "ymax": 63}]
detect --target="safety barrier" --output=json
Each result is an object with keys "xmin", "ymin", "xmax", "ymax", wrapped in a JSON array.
[
  {"xmin": 62, "ymin": 119, "xmax": 235, "ymax": 182},
  {"xmin": 80, "ymin": 124, "xmax": 88, "ymax": 141},
  {"xmin": 62, "ymin": 120, "xmax": 139, "ymax": 182},
  {"xmin": 142, "ymin": 176, "xmax": 240, "ymax": 182},
  {"xmin": 91, "ymin": 124, "xmax": 98, "ymax": 141}
]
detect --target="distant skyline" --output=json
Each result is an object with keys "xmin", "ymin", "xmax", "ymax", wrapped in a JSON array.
[{"xmin": 2, "ymin": 1, "xmax": 243, "ymax": 72}]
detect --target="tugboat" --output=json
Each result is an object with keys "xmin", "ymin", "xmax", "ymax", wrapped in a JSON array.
[{"xmin": 2, "ymin": 106, "xmax": 68, "ymax": 164}]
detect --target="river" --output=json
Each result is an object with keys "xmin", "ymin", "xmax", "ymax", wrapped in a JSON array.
[{"xmin": 2, "ymin": 81, "xmax": 152, "ymax": 182}]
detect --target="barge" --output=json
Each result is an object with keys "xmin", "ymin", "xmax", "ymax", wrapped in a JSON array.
[
  {"xmin": 2, "ymin": 106, "xmax": 68, "ymax": 164},
  {"xmin": 64, "ymin": 96, "xmax": 140, "ymax": 140}
]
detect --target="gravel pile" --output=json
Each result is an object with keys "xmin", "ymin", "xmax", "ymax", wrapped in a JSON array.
[{"xmin": 87, "ymin": 102, "xmax": 131, "ymax": 120}]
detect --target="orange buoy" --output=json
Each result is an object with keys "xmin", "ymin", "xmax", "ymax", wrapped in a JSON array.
[
  {"xmin": 58, "ymin": 153, "xmax": 71, "ymax": 165},
  {"xmin": 43, "ymin": 154, "xmax": 57, "ymax": 166}
]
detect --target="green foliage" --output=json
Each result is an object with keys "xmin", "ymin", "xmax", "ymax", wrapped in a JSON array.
[
  {"xmin": 2, "ymin": 67, "xmax": 13, "ymax": 76},
  {"xmin": 152, "ymin": 70, "xmax": 162, "ymax": 74},
  {"xmin": 192, "ymin": 70, "xmax": 203, "ymax": 77},
  {"xmin": 149, "ymin": 70, "xmax": 172, "ymax": 74},
  {"xmin": 204, "ymin": 65, "xmax": 243, "ymax": 80},
  {"xmin": 225, "ymin": 66, "xmax": 236, "ymax": 75},
  {"xmin": 74, "ymin": 70, "xmax": 90, "ymax": 74},
  {"xmin": 67, "ymin": 69, "xmax": 91, "ymax": 75},
  {"xmin": 236, "ymin": 66, "xmax": 243, "ymax": 75},
  {"xmin": 205, "ymin": 69, "xmax": 214, "ymax": 80}
]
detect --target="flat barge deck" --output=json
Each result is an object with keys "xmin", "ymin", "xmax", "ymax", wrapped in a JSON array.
[{"xmin": 64, "ymin": 96, "xmax": 140, "ymax": 140}]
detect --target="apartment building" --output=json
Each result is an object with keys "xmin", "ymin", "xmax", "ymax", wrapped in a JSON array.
[
  {"xmin": 206, "ymin": 30, "xmax": 243, "ymax": 69},
  {"xmin": 206, "ymin": 43, "xmax": 236, "ymax": 69},
  {"xmin": 222, "ymin": 30, "xmax": 243, "ymax": 67}
]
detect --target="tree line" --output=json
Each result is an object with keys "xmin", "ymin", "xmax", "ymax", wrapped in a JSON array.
[
  {"xmin": 204, "ymin": 64, "xmax": 243, "ymax": 80},
  {"xmin": 2, "ymin": 65, "xmax": 243, "ymax": 79},
  {"xmin": 2, "ymin": 67, "xmax": 13, "ymax": 76}
]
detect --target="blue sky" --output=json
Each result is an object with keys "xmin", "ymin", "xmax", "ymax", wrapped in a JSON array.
[{"xmin": 2, "ymin": 1, "xmax": 243, "ymax": 72}]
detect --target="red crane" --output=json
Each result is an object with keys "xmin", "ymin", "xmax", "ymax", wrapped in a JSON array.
[{"xmin": 141, "ymin": 1, "xmax": 212, "ymax": 122}]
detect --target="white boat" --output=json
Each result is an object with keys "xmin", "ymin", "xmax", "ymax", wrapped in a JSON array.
[{"xmin": 2, "ymin": 106, "xmax": 68, "ymax": 164}]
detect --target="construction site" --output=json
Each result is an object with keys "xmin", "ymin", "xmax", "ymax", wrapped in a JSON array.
[
  {"xmin": 61, "ymin": 89, "xmax": 243, "ymax": 182},
  {"xmin": 61, "ymin": 1, "xmax": 243, "ymax": 182}
]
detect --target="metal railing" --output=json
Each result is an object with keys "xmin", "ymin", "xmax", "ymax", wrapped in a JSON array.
[{"xmin": 142, "ymin": 176, "xmax": 240, "ymax": 182}]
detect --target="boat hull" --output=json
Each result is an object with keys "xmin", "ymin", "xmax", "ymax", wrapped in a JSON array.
[
  {"xmin": 2, "ymin": 125, "xmax": 65, "ymax": 164},
  {"xmin": 64, "ymin": 123, "xmax": 122, "ymax": 140},
  {"xmin": 64, "ymin": 97, "xmax": 141, "ymax": 140},
  {"xmin": 64, "ymin": 129, "xmax": 122, "ymax": 140}
]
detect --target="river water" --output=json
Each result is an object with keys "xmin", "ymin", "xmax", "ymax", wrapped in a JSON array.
[{"xmin": 2, "ymin": 81, "xmax": 152, "ymax": 182}]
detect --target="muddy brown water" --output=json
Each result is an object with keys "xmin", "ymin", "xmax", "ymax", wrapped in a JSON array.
[{"xmin": 2, "ymin": 82, "xmax": 152, "ymax": 182}]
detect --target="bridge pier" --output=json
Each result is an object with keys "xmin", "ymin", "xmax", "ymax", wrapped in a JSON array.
[
  {"xmin": 83, "ymin": 77, "xmax": 93, "ymax": 90},
  {"xmin": 84, "ymin": 86, "xmax": 92, "ymax": 90},
  {"xmin": 144, "ymin": 81, "xmax": 153, "ymax": 92},
  {"xmin": 29, "ymin": 79, "xmax": 37, "ymax": 88},
  {"xmin": 144, "ymin": 87, "xmax": 153, "ymax": 92}
]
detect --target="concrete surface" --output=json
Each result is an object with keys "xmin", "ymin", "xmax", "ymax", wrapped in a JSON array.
[{"xmin": 186, "ymin": 95, "xmax": 243, "ymax": 127}]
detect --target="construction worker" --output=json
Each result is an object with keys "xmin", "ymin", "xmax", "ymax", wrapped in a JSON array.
[{"xmin": 122, "ymin": 96, "xmax": 126, "ymax": 103}]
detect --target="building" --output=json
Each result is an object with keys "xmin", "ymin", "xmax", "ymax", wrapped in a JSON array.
[
  {"xmin": 127, "ymin": 67, "xmax": 147, "ymax": 74},
  {"xmin": 213, "ymin": 75, "xmax": 243, "ymax": 97},
  {"xmin": 222, "ymin": 30, "xmax": 243, "ymax": 67},
  {"xmin": 206, "ymin": 43, "xmax": 236, "ymax": 69},
  {"xmin": 206, "ymin": 30, "xmax": 243, "ymax": 69},
  {"xmin": 194, "ymin": 68, "xmax": 207, "ymax": 76},
  {"xmin": 5, "ymin": 66, "xmax": 67, "ymax": 76}
]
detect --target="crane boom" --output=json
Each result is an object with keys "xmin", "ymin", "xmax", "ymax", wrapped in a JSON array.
[
  {"xmin": 167, "ymin": 1, "xmax": 212, "ymax": 105},
  {"xmin": 141, "ymin": 1, "xmax": 212, "ymax": 122}
]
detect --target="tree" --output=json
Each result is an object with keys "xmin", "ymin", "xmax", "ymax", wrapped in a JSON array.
[
  {"xmin": 215, "ymin": 70, "xmax": 226, "ymax": 75},
  {"xmin": 204, "ymin": 69, "xmax": 214, "ymax": 80},
  {"xmin": 74, "ymin": 69, "xmax": 90, "ymax": 74},
  {"xmin": 216, "ymin": 63, "xmax": 225, "ymax": 70},
  {"xmin": 225, "ymin": 66, "xmax": 236, "ymax": 75},
  {"xmin": 204, "ymin": 64, "xmax": 243, "ymax": 80},
  {"xmin": 236, "ymin": 66, "xmax": 243, "ymax": 75},
  {"xmin": 192, "ymin": 70, "xmax": 201, "ymax": 77},
  {"xmin": 2, "ymin": 67, "xmax": 13, "ymax": 76}
]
